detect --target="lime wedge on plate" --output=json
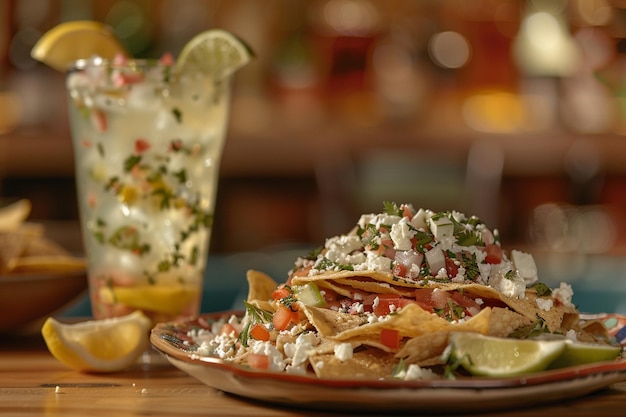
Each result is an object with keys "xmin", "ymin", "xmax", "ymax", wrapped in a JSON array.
[
  {"xmin": 548, "ymin": 340, "xmax": 622, "ymax": 369},
  {"xmin": 448, "ymin": 332, "xmax": 566, "ymax": 377},
  {"xmin": 175, "ymin": 29, "xmax": 253, "ymax": 79},
  {"xmin": 41, "ymin": 311, "xmax": 151, "ymax": 373},
  {"xmin": 31, "ymin": 20, "xmax": 127, "ymax": 71}
]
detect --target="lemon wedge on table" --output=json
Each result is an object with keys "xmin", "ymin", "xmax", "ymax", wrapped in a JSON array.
[
  {"xmin": 175, "ymin": 29, "xmax": 254, "ymax": 79},
  {"xmin": 448, "ymin": 332, "xmax": 566, "ymax": 377},
  {"xmin": 31, "ymin": 20, "xmax": 127, "ymax": 71},
  {"xmin": 41, "ymin": 311, "xmax": 151, "ymax": 373}
]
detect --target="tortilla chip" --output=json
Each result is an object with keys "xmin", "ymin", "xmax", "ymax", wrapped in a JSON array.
[
  {"xmin": 301, "ymin": 305, "xmax": 368, "ymax": 338},
  {"xmin": 0, "ymin": 232, "xmax": 33, "ymax": 272},
  {"xmin": 6, "ymin": 255, "xmax": 86, "ymax": 273},
  {"xmin": 246, "ymin": 269, "xmax": 278, "ymax": 302},
  {"xmin": 294, "ymin": 268, "xmax": 577, "ymax": 333},
  {"xmin": 309, "ymin": 346, "xmax": 397, "ymax": 379}
]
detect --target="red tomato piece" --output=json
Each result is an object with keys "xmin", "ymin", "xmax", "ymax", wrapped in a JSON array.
[
  {"xmin": 159, "ymin": 52, "xmax": 175, "ymax": 66},
  {"xmin": 220, "ymin": 323, "xmax": 238, "ymax": 337},
  {"xmin": 484, "ymin": 244, "xmax": 503, "ymax": 264},
  {"xmin": 372, "ymin": 294, "xmax": 412, "ymax": 316},
  {"xmin": 90, "ymin": 109, "xmax": 107, "ymax": 132},
  {"xmin": 445, "ymin": 255, "xmax": 459, "ymax": 278},
  {"xmin": 380, "ymin": 328, "xmax": 400, "ymax": 350},
  {"xmin": 249, "ymin": 323, "xmax": 270, "ymax": 341},
  {"xmin": 272, "ymin": 285, "xmax": 291, "ymax": 301},
  {"xmin": 247, "ymin": 353, "xmax": 270, "ymax": 370},
  {"xmin": 450, "ymin": 291, "xmax": 482, "ymax": 316},
  {"xmin": 392, "ymin": 263, "xmax": 408, "ymax": 278},
  {"xmin": 134, "ymin": 138, "xmax": 150, "ymax": 154},
  {"xmin": 272, "ymin": 304, "xmax": 299, "ymax": 330}
]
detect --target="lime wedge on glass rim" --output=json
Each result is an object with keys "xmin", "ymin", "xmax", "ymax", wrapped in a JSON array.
[
  {"xmin": 174, "ymin": 29, "xmax": 254, "ymax": 79},
  {"xmin": 447, "ymin": 332, "xmax": 566, "ymax": 377}
]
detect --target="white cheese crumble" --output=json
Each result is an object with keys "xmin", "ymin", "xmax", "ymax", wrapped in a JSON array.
[
  {"xmin": 390, "ymin": 218, "xmax": 415, "ymax": 250},
  {"xmin": 398, "ymin": 364, "xmax": 437, "ymax": 381},
  {"xmin": 553, "ymin": 282, "xmax": 574, "ymax": 307},
  {"xmin": 535, "ymin": 298, "xmax": 553, "ymax": 311},
  {"xmin": 510, "ymin": 250, "xmax": 538, "ymax": 285},
  {"xmin": 490, "ymin": 270, "xmax": 526, "ymax": 299},
  {"xmin": 334, "ymin": 343, "xmax": 354, "ymax": 361},
  {"xmin": 250, "ymin": 340, "xmax": 285, "ymax": 372}
]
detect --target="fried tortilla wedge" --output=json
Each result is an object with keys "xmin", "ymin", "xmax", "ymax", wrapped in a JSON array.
[
  {"xmin": 292, "ymin": 270, "xmax": 577, "ymax": 333},
  {"xmin": 246, "ymin": 269, "xmax": 278, "ymax": 311},
  {"xmin": 309, "ymin": 346, "xmax": 398, "ymax": 380}
]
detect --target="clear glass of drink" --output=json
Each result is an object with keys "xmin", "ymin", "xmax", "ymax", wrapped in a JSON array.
[{"xmin": 66, "ymin": 56, "xmax": 231, "ymax": 325}]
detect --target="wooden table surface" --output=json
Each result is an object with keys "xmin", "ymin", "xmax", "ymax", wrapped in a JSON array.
[{"xmin": 1, "ymin": 333, "xmax": 625, "ymax": 417}]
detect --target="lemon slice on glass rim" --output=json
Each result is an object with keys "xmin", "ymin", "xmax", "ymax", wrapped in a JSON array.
[
  {"xmin": 31, "ymin": 20, "xmax": 128, "ymax": 71},
  {"xmin": 41, "ymin": 311, "xmax": 151, "ymax": 373}
]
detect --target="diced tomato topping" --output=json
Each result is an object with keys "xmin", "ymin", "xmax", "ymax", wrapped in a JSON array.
[
  {"xmin": 134, "ymin": 138, "xmax": 150, "ymax": 154},
  {"xmin": 413, "ymin": 288, "xmax": 437, "ymax": 312},
  {"xmin": 272, "ymin": 304, "xmax": 299, "ymax": 330},
  {"xmin": 247, "ymin": 353, "xmax": 270, "ymax": 370},
  {"xmin": 272, "ymin": 285, "xmax": 291, "ymax": 301},
  {"xmin": 249, "ymin": 323, "xmax": 270, "ymax": 341},
  {"xmin": 445, "ymin": 255, "xmax": 459, "ymax": 278},
  {"xmin": 380, "ymin": 328, "xmax": 400, "ymax": 350},
  {"xmin": 450, "ymin": 291, "xmax": 482, "ymax": 316},
  {"xmin": 392, "ymin": 263, "xmax": 408, "ymax": 278},
  {"xmin": 372, "ymin": 294, "xmax": 412, "ymax": 316},
  {"xmin": 484, "ymin": 244, "xmax": 503, "ymax": 264},
  {"xmin": 401, "ymin": 204, "xmax": 413, "ymax": 219},
  {"xmin": 220, "ymin": 323, "xmax": 238, "ymax": 337}
]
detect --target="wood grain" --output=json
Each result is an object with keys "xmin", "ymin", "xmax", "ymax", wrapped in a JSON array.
[{"xmin": 0, "ymin": 334, "xmax": 625, "ymax": 417}]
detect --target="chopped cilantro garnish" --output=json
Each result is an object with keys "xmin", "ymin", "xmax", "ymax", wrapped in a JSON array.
[
  {"xmin": 531, "ymin": 282, "xmax": 552, "ymax": 297},
  {"xmin": 461, "ymin": 252, "xmax": 480, "ymax": 281},
  {"xmin": 383, "ymin": 201, "xmax": 402, "ymax": 216},
  {"xmin": 504, "ymin": 270, "xmax": 516, "ymax": 280},
  {"xmin": 455, "ymin": 230, "xmax": 483, "ymax": 246},
  {"xmin": 316, "ymin": 257, "xmax": 354, "ymax": 272},
  {"xmin": 239, "ymin": 301, "xmax": 274, "ymax": 347}
]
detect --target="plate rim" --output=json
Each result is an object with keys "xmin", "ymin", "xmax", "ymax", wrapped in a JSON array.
[{"xmin": 150, "ymin": 310, "xmax": 626, "ymax": 391}]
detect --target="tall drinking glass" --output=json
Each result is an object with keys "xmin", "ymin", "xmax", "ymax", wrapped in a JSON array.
[{"xmin": 66, "ymin": 57, "xmax": 230, "ymax": 324}]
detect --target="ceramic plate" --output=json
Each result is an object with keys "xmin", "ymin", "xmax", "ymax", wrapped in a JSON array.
[
  {"xmin": 0, "ymin": 270, "xmax": 87, "ymax": 332},
  {"xmin": 151, "ymin": 311, "xmax": 626, "ymax": 413}
]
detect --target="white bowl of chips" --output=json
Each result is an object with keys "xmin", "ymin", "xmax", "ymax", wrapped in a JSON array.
[{"xmin": 0, "ymin": 199, "xmax": 87, "ymax": 332}]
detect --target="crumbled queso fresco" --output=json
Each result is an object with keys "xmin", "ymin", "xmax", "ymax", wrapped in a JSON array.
[{"xmin": 298, "ymin": 206, "xmax": 556, "ymax": 300}]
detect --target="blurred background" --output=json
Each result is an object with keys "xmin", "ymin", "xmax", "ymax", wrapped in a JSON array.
[{"xmin": 1, "ymin": 0, "xmax": 626, "ymax": 258}]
